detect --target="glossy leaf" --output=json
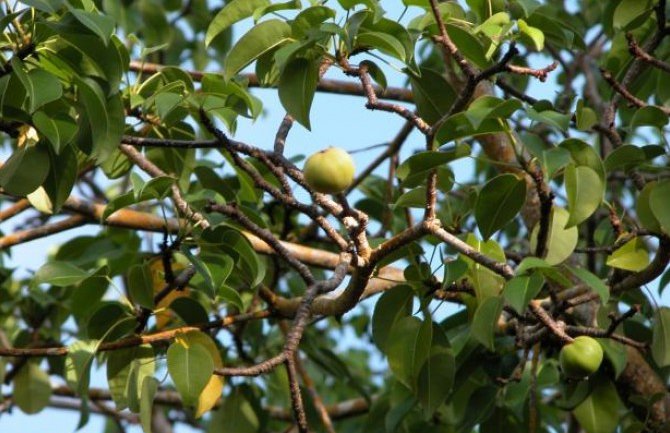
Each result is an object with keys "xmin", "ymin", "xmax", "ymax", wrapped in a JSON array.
[
  {"xmin": 396, "ymin": 145, "xmax": 470, "ymax": 188},
  {"xmin": 34, "ymin": 261, "xmax": 91, "ymax": 287},
  {"xmin": 128, "ymin": 264, "xmax": 154, "ymax": 309},
  {"xmin": 278, "ymin": 57, "xmax": 319, "ymax": 129},
  {"xmin": 606, "ymin": 237, "xmax": 649, "ymax": 272},
  {"xmin": 223, "ymin": 20, "xmax": 292, "ymax": 79},
  {"xmin": 356, "ymin": 31, "xmax": 406, "ymax": 62},
  {"xmin": 139, "ymin": 376, "xmax": 158, "ymax": 433},
  {"xmin": 167, "ymin": 336, "xmax": 215, "ymax": 406},
  {"xmin": 517, "ymin": 19, "xmax": 544, "ymax": 51},
  {"xmin": 205, "ymin": 0, "xmax": 270, "ymax": 46},
  {"xmin": 372, "ymin": 285, "xmax": 414, "ymax": 351},
  {"xmin": 475, "ymin": 173, "xmax": 526, "ymax": 239},
  {"xmin": 652, "ymin": 307, "xmax": 670, "ymax": 368},
  {"xmin": 471, "ymin": 296, "xmax": 504, "ymax": 351},
  {"xmin": 503, "ymin": 273, "xmax": 544, "ymax": 313},
  {"xmin": 649, "ymin": 180, "xmax": 670, "ymax": 234},
  {"xmin": 417, "ymin": 349, "xmax": 455, "ymax": 416},
  {"xmin": 637, "ymin": 181, "xmax": 663, "ymax": 233},
  {"xmin": 568, "ymin": 266, "xmax": 609, "ymax": 304},
  {"xmin": 409, "ymin": 68, "xmax": 456, "ymax": 124},
  {"xmin": 107, "ymin": 345, "xmax": 155, "ymax": 412},
  {"xmin": 386, "ymin": 316, "xmax": 432, "ymax": 389},
  {"xmin": 613, "ymin": 0, "xmax": 652, "ymax": 30},
  {"xmin": 462, "ymin": 234, "xmax": 507, "ymax": 301},
  {"xmin": 564, "ymin": 164, "xmax": 603, "ymax": 228},
  {"xmin": 573, "ymin": 379, "xmax": 622, "ymax": 433},
  {"xmin": 65, "ymin": 339, "xmax": 100, "ymax": 395},
  {"xmin": 0, "ymin": 145, "xmax": 50, "ymax": 196},
  {"xmin": 530, "ymin": 207, "xmax": 578, "ymax": 265},
  {"xmin": 177, "ymin": 331, "xmax": 225, "ymax": 418}
]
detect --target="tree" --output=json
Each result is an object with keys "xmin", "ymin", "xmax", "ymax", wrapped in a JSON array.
[{"xmin": 0, "ymin": 0, "xmax": 669, "ymax": 432}]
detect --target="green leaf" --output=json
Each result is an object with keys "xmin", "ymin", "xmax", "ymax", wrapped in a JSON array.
[
  {"xmin": 372, "ymin": 285, "xmax": 414, "ymax": 351},
  {"xmin": 515, "ymin": 257, "xmax": 552, "ymax": 275},
  {"xmin": 0, "ymin": 144, "xmax": 51, "ymax": 196},
  {"xmin": 475, "ymin": 173, "xmax": 526, "ymax": 239},
  {"xmin": 21, "ymin": 0, "xmax": 63, "ymax": 13},
  {"xmin": 434, "ymin": 113, "xmax": 509, "ymax": 145},
  {"xmin": 140, "ymin": 376, "xmax": 158, "ymax": 433},
  {"xmin": 392, "ymin": 186, "xmax": 426, "ymax": 209},
  {"xmin": 649, "ymin": 179, "xmax": 670, "ymax": 234},
  {"xmin": 65, "ymin": 339, "xmax": 100, "ymax": 395},
  {"xmin": 292, "ymin": 6, "xmax": 336, "ymax": 39},
  {"xmin": 446, "ymin": 24, "xmax": 490, "ymax": 69},
  {"xmin": 13, "ymin": 362, "xmax": 52, "ymax": 414},
  {"xmin": 386, "ymin": 316, "xmax": 432, "ymax": 389},
  {"xmin": 471, "ymin": 296, "xmax": 504, "ymax": 351},
  {"xmin": 167, "ymin": 340, "xmax": 214, "ymax": 406},
  {"xmin": 208, "ymin": 387, "xmax": 261, "ymax": 433},
  {"xmin": 107, "ymin": 345, "xmax": 155, "ymax": 412},
  {"xmin": 28, "ymin": 70, "xmax": 63, "ymax": 112},
  {"xmin": 568, "ymin": 266, "xmax": 609, "ymax": 304},
  {"xmin": 417, "ymin": 349, "xmax": 455, "ymax": 417},
  {"xmin": 128, "ymin": 264, "xmax": 154, "ymax": 309},
  {"xmin": 573, "ymin": 379, "xmax": 622, "ymax": 433},
  {"xmin": 32, "ymin": 111, "xmax": 78, "ymax": 154},
  {"xmin": 461, "ymin": 234, "xmax": 506, "ymax": 301},
  {"xmin": 278, "ymin": 57, "xmax": 319, "ymax": 130},
  {"xmin": 409, "ymin": 68, "xmax": 457, "ymax": 125},
  {"xmin": 527, "ymin": 106, "xmax": 570, "ymax": 131},
  {"xmin": 396, "ymin": 145, "xmax": 470, "ymax": 188},
  {"xmin": 517, "ymin": 19, "xmax": 544, "ymax": 51},
  {"xmin": 503, "ymin": 273, "xmax": 544, "ymax": 313},
  {"xmin": 76, "ymin": 78, "xmax": 124, "ymax": 162},
  {"xmin": 253, "ymin": 0, "xmax": 302, "ymax": 21},
  {"xmin": 205, "ymin": 0, "xmax": 270, "ymax": 46},
  {"xmin": 652, "ymin": 307, "xmax": 670, "ymax": 367},
  {"xmin": 465, "ymin": 96, "xmax": 522, "ymax": 130},
  {"xmin": 575, "ymin": 99, "xmax": 597, "ymax": 131},
  {"xmin": 606, "ymin": 237, "xmax": 649, "ymax": 272},
  {"xmin": 34, "ymin": 261, "xmax": 91, "ymax": 287},
  {"xmin": 35, "ymin": 144, "xmax": 78, "ymax": 214},
  {"xmin": 87, "ymin": 302, "xmax": 135, "ymax": 341},
  {"xmin": 68, "ymin": 8, "xmax": 115, "ymax": 45},
  {"xmin": 224, "ymin": 20, "xmax": 293, "ymax": 80},
  {"xmin": 630, "ymin": 106, "xmax": 668, "ymax": 129},
  {"xmin": 598, "ymin": 339, "xmax": 627, "ymax": 378},
  {"xmin": 530, "ymin": 207, "xmax": 578, "ymax": 265},
  {"xmin": 542, "ymin": 147, "xmax": 572, "ymax": 179},
  {"xmin": 360, "ymin": 60, "xmax": 387, "ymax": 90},
  {"xmin": 613, "ymin": 0, "xmax": 652, "ymax": 30},
  {"xmin": 559, "ymin": 139, "xmax": 606, "ymax": 181},
  {"xmin": 564, "ymin": 164, "xmax": 603, "ymax": 228},
  {"xmin": 182, "ymin": 248, "xmax": 216, "ymax": 298},
  {"xmin": 604, "ymin": 145, "xmax": 647, "ymax": 173},
  {"xmin": 356, "ymin": 31, "xmax": 406, "ymax": 61},
  {"xmin": 169, "ymin": 297, "xmax": 209, "ymax": 325}
]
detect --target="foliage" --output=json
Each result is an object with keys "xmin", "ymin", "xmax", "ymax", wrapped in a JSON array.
[{"xmin": 0, "ymin": 1, "xmax": 669, "ymax": 433}]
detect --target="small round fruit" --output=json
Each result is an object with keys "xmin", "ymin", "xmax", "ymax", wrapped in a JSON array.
[
  {"xmin": 303, "ymin": 147, "xmax": 355, "ymax": 194},
  {"xmin": 559, "ymin": 336, "xmax": 604, "ymax": 378}
]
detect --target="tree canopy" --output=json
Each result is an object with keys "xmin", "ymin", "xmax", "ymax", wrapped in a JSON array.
[{"xmin": 0, "ymin": 1, "xmax": 670, "ymax": 433}]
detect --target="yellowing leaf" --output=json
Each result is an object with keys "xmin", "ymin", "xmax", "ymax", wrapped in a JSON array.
[
  {"xmin": 149, "ymin": 258, "xmax": 191, "ymax": 329},
  {"xmin": 606, "ymin": 237, "xmax": 649, "ymax": 272},
  {"xmin": 174, "ymin": 330, "xmax": 224, "ymax": 418}
]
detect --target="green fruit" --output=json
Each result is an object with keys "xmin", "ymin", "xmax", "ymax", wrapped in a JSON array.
[
  {"xmin": 303, "ymin": 147, "xmax": 355, "ymax": 194},
  {"xmin": 559, "ymin": 336, "xmax": 604, "ymax": 378}
]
